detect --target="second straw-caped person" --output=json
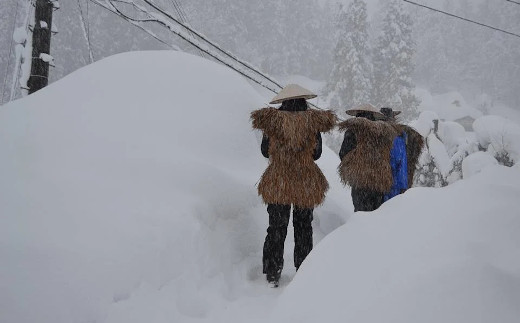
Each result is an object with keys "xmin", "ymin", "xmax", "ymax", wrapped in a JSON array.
[{"xmin": 337, "ymin": 104, "xmax": 397, "ymax": 212}]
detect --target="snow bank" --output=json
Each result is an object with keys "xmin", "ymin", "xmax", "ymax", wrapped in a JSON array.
[
  {"xmin": 0, "ymin": 51, "xmax": 350, "ymax": 323},
  {"xmin": 438, "ymin": 121, "xmax": 466, "ymax": 155},
  {"xmin": 272, "ymin": 165, "xmax": 520, "ymax": 323},
  {"xmin": 462, "ymin": 151, "xmax": 499, "ymax": 179},
  {"xmin": 408, "ymin": 110, "xmax": 438, "ymax": 137},
  {"xmin": 2, "ymin": 51, "xmax": 518, "ymax": 323},
  {"xmin": 426, "ymin": 134, "xmax": 452, "ymax": 177},
  {"xmin": 473, "ymin": 115, "xmax": 520, "ymax": 163},
  {"xmin": 416, "ymin": 88, "xmax": 483, "ymax": 121}
]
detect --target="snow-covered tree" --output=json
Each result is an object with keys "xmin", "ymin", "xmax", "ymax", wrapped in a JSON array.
[
  {"xmin": 372, "ymin": 0, "xmax": 419, "ymax": 120},
  {"xmin": 325, "ymin": 0, "xmax": 372, "ymax": 110}
]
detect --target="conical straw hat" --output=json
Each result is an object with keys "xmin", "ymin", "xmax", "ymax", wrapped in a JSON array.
[
  {"xmin": 346, "ymin": 104, "xmax": 385, "ymax": 119},
  {"xmin": 269, "ymin": 84, "xmax": 317, "ymax": 104}
]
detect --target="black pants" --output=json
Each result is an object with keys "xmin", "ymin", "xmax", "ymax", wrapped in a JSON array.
[
  {"xmin": 262, "ymin": 204, "xmax": 313, "ymax": 277},
  {"xmin": 351, "ymin": 188, "xmax": 384, "ymax": 212}
]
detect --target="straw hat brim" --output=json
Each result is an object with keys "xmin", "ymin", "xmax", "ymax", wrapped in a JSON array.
[
  {"xmin": 269, "ymin": 84, "xmax": 317, "ymax": 104},
  {"xmin": 270, "ymin": 93, "xmax": 317, "ymax": 104}
]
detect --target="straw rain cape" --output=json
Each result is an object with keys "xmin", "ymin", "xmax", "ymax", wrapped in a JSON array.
[
  {"xmin": 338, "ymin": 118, "xmax": 398, "ymax": 192},
  {"xmin": 251, "ymin": 108, "xmax": 336, "ymax": 208}
]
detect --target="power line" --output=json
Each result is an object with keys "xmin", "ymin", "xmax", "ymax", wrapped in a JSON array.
[
  {"xmin": 169, "ymin": 0, "xmax": 205, "ymax": 58},
  {"xmin": 88, "ymin": 0, "xmax": 176, "ymax": 50},
  {"xmin": 402, "ymin": 0, "xmax": 520, "ymax": 39},
  {"xmin": 89, "ymin": 1, "xmax": 326, "ymax": 111},
  {"xmin": 88, "ymin": 0, "xmax": 282, "ymax": 95},
  {"xmin": 506, "ymin": 0, "xmax": 520, "ymax": 6},
  {"xmin": 97, "ymin": 0, "xmax": 284, "ymax": 91},
  {"xmin": 139, "ymin": 0, "xmax": 284, "ymax": 90},
  {"xmin": 77, "ymin": 0, "xmax": 94, "ymax": 63},
  {"xmin": 170, "ymin": 0, "xmax": 187, "ymax": 24},
  {"xmin": 88, "ymin": 0, "xmax": 327, "ymax": 111}
]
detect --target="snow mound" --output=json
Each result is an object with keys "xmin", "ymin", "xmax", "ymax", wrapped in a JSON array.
[
  {"xmin": 427, "ymin": 133, "xmax": 452, "ymax": 177},
  {"xmin": 438, "ymin": 121, "xmax": 466, "ymax": 155},
  {"xmin": 416, "ymin": 88, "xmax": 483, "ymax": 121},
  {"xmin": 462, "ymin": 151, "xmax": 499, "ymax": 179},
  {"xmin": 473, "ymin": 115, "xmax": 520, "ymax": 163},
  {"xmin": 409, "ymin": 110, "xmax": 438, "ymax": 137},
  {"xmin": 0, "ymin": 51, "xmax": 350, "ymax": 323},
  {"xmin": 271, "ymin": 165, "xmax": 520, "ymax": 323}
]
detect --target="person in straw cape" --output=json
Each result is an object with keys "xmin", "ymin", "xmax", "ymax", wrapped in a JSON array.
[
  {"xmin": 379, "ymin": 107, "xmax": 425, "ymax": 199},
  {"xmin": 338, "ymin": 104, "xmax": 399, "ymax": 212},
  {"xmin": 251, "ymin": 84, "xmax": 336, "ymax": 287}
]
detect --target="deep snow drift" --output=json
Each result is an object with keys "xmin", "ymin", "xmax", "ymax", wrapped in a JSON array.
[
  {"xmin": 272, "ymin": 165, "xmax": 520, "ymax": 323},
  {"xmin": 0, "ymin": 51, "xmax": 350, "ymax": 323},
  {"xmin": 1, "ymin": 51, "xmax": 519, "ymax": 323}
]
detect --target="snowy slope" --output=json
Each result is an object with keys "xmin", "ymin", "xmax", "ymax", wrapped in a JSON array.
[
  {"xmin": 0, "ymin": 51, "xmax": 351, "ymax": 323},
  {"xmin": 1, "ymin": 51, "xmax": 519, "ymax": 323},
  {"xmin": 272, "ymin": 165, "xmax": 520, "ymax": 323}
]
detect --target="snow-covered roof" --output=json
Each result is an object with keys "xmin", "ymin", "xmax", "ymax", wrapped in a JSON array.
[{"xmin": 416, "ymin": 88, "xmax": 483, "ymax": 121}]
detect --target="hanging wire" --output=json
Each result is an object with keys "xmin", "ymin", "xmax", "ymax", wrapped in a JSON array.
[
  {"xmin": 402, "ymin": 0, "xmax": 520, "ymax": 39},
  {"xmin": 77, "ymin": 0, "xmax": 95, "ymax": 63},
  {"xmin": 169, "ymin": 0, "xmax": 205, "ymax": 58},
  {"xmin": 86, "ymin": 0, "xmax": 93, "ymax": 59},
  {"xmin": 505, "ymin": 0, "xmax": 520, "ymax": 5},
  {"xmin": 138, "ymin": 0, "xmax": 285, "ymax": 90},
  {"xmin": 102, "ymin": 0, "xmax": 283, "ymax": 89},
  {"xmin": 89, "ymin": 1, "xmax": 284, "ymax": 90},
  {"xmin": 88, "ymin": 0, "xmax": 177, "ymax": 49},
  {"xmin": 88, "ymin": 0, "xmax": 281, "ymax": 92},
  {"xmin": 86, "ymin": 1, "xmax": 328, "ymax": 111}
]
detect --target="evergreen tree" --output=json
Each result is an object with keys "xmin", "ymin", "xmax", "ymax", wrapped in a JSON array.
[
  {"xmin": 326, "ymin": 0, "xmax": 372, "ymax": 110},
  {"xmin": 372, "ymin": 0, "xmax": 419, "ymax": 120}
]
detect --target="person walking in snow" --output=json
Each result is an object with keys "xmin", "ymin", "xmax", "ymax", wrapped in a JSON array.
[
  {"xmin": 337, "ymin": 104, "xmax": 397, "ymax": 211},
  {"xmin": 379, "ymin": 107, "xmax": 425, "ymax": 199},
  {"xmin": 251, "ymin": 84, "xmax": 336, "ymax": 287}
]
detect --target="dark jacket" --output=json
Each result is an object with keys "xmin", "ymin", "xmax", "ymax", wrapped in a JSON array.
[{"xmin": 339, "ymin": 130, "xmax": 355, "ymax": 160}]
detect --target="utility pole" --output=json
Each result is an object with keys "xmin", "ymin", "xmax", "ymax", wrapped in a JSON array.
[{"xmin": 28, "ymin": 0, "xmax": 54, "ymax": 94}]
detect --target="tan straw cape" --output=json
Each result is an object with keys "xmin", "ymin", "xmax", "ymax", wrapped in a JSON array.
[
  {"xmin": 269, "ymin": 84, "xmax": 317, "ymax": 104},
  {"xmin": 346, "ymin": 103, "xmax": 385, "ymax": 119}
]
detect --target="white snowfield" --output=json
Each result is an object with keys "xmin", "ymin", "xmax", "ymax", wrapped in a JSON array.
[{"xmin": 0, "ymin": 51, "xmax": 518, "ymax": 323}]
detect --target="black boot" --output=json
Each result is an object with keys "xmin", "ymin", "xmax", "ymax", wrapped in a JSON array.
[
  {"xmin": 263, "ymin": 204, "xmax": 290, "ymax": 286},
  {"xmin": 293, "ymin": 206, "xmax": 313, "ymax": 271}
]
